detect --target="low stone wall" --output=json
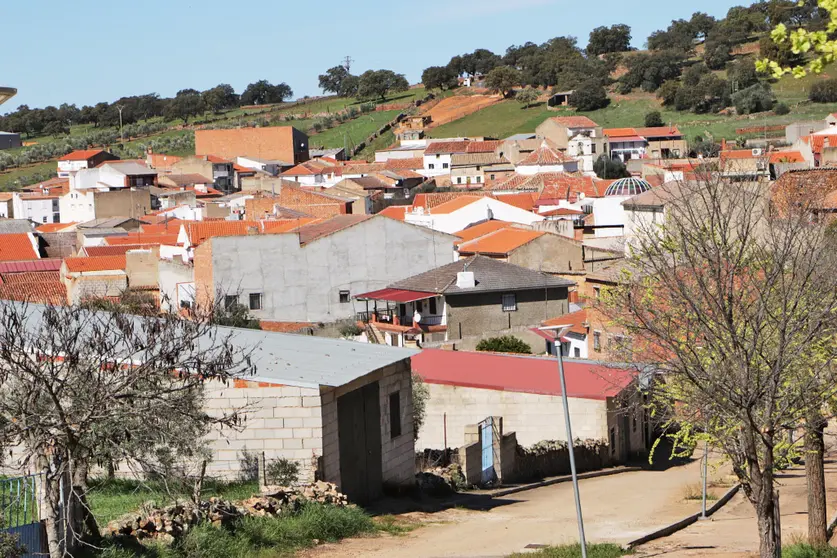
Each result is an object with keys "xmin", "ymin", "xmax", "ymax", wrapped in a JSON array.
[{"xmin": 513, "ymin": 440, "xmax": 611, "ymax": 483}]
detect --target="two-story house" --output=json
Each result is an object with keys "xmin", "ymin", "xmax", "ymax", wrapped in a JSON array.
[
  {"xmin": 535, "ymin": 116, "xmax": 608, "ymax": 173},
  {"xmin": 57, "ymin": 149, "xmax": 120, "ymax": 178}
]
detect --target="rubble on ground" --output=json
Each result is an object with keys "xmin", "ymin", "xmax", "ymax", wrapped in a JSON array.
[{"xmin": 105, "ymin": 481, "xmax": 348, "ymax": 541}]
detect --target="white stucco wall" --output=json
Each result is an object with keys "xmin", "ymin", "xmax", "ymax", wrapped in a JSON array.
[
  {"xmin": 59, "ymin": 191, "xmax": 96, "ymax": 223},
  {"xmin": 13, "ymin": 195, "xmax": 58, "ymax": 224}
]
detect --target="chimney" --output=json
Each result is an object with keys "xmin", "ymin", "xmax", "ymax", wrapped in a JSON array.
[{"xmin": 456, "ymin": 271, "xmax": 476, "ymax": 289}]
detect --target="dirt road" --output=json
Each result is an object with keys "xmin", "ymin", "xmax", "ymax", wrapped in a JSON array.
[{"xmin": 304, "ymin": 458, "xmax": 727, "ymax": 558}]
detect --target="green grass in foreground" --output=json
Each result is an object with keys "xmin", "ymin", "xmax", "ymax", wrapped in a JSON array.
[
  {"xmin": 783, "ymin": 544, "xmax": 837, "ymax": 558},
  {"xmin": 508, "ymin": 543, "xmax": 631, "ymax": 558},
  {"xmin": 87, "ymin": 477, "xmax": 259, "ymax": 526},
  {"xmin": 88, "ymin": 502, "xmax": 386, "ymax": 558}
]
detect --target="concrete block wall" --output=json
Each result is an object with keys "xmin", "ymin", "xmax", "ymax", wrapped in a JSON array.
[
  {"xmin": 202, "ymin": 379, "xmax": 324, "ymax": 481},
  {"xmin": 417, "ymin": 383, "xmax": 609, "ymax": 450},
  {"xmin": 67, "ymin": 274, "xmax": 128, "ymax": 304}
]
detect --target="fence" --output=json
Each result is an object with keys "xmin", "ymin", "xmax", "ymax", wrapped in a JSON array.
[{"xmin": 1, "ymin": 473, "xmax": 46, "ymax": 558}]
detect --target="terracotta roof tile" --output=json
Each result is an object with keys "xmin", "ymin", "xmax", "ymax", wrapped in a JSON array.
[
  {"xmin": 259, "ymin": 218, "xmax": 322, "ymax": 233},
  {"xmin": 492, "ymin": 192, "xmax": 538, "ymax": 211},
  {"xmin": 36, "ymin": 222, "xmax": 78, "ymax": 233},
  {"xmin": 260, "ymin": 321, "xmax": 315, "ymax": 333},
  {"xmin": 0, "ymin": 271, "xmax": 60, "ymax": 283},
  {"xmin": 549, "ymin": 116, "xmax": 599, "ymax": 128},
  {"xmin": 185, "ymin": 221, "xmax": 260, "ymax": 246},
  {"xmin": 542, "ymin": 308, "xmax": 588, "ymax": 336},
  {"xmin": 453, "ymin": 220, "xmax": 512, "ymax": 244},
  {"xmin": 0, "ymin": 234, "xmax": 39, "ymax": 262},
  {"xmin": 377, "ymin": 206, "xmax": 411, "ymax": 221},
  {"xmin": 466, "ymin": 140, "xmax": 501, "ymax": 153},
  {"xmin": 424, "ymin": 141, "xmax": 472, "ymax": 155},
  {"xmin": 58, "ymin": 149, "xmax": 107, "ymax": 162},
  {"xmin": 64, "ymin": 256, "xmax": 127, "ymax": 273},
  {"xmin": 457, "ymin": 228, "xmax": 544, "ymax": 256},
  {"xmin": 428, "ymin": 195, "xmax": 484, "ymax": 214},
  {"xmin": 295, "ymin": 215, "xmax": 373, "ymax": 245},
  {"xmin": 634, "ymin": 126, "xmax": 682, "ymax": 138},
  {"xmin": 603, "ymin": 127, "xmax": 638, "ymax": 138},
  {"xmin": 383, "ymin": 157, "xmax": 424, "ymax": 171},
  {"xmin": 518, "ymin": 141, "xmax": 575, "ymax": 166},
  {"xmin": 0, "ymin": 281, "xmax": 66, "ymax": 305},
  {"xmin": 84, "ymin": 245, "xmax": 158, "ymax": 257},
  {"xmin": 105, "ymin": 233, "xmax": 179, "ymax": 246}
]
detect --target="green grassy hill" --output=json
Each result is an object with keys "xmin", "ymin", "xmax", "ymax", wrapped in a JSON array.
[
  {"xmin": 0, "ymin": 88, "xmax": 428, "ymax": 190},
  {"xmin": 430, "ymin": 77, "xmax": 837, "ymax": 143}
]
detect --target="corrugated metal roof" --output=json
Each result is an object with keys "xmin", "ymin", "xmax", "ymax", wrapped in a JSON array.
[
  {"xmin": 8, "ymin": 303, "xmax": 417, "ymax": 389},
  {"xmin": 0, "ymin": 259, "xmax": 62, "ymax": 273},
  {"xmin": 412, "ymin": 349, "xmax": 633, "ymax": 400}
]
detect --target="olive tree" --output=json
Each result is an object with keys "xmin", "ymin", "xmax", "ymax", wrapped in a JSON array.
[{"xmin": 0, "ymin": 301, "xmax": 255, "ymax": 557}]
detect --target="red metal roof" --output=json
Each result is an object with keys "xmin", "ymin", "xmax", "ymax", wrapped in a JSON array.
[
  {"xmin": 355, "ymin": 288, "xmax": 436, "ymax": 303},
  {"xmin": 412, "ymin": 349, "xmax": 634, "ymax": 400},
  {"xmin": 0, "ymin": 259, "xmax": 62, "ymax": 273}
]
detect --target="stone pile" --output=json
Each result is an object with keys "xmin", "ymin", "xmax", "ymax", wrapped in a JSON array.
[{"xmin": 105, "ymin": 482, "xmax": 349, "ymax": 542}]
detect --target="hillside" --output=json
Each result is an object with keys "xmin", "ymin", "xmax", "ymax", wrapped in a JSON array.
[
  {"xmin": 429, "ymin": 74, "xmax": 837, "ymax": 143},
  {"xmin": 0, "ymin": 88, "xmax": 429, "ymax": 190}
]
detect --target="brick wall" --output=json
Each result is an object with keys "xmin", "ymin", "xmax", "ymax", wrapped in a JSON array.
[
  {"xmin": 193, "ymin": 241, "xmax": 214, "ymax": 309},
  {"xmin": 195, "ymin": 127, "xmax": 308, "ymax": 164}
]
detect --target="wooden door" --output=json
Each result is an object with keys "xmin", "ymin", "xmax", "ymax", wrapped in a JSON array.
[{"xmin": 337, "ymin": 382, "xmax": 382, "ymax": 504}]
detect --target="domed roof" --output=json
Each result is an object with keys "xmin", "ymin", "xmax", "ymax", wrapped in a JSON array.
[{"xmin": 604, "ymin": 177, "xmax": 652, "ymax": 197}]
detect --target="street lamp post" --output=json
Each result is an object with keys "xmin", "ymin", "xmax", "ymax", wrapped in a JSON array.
[{"xmin": 539, "ymin": 326, "xmax": 588, "ymax": 558}]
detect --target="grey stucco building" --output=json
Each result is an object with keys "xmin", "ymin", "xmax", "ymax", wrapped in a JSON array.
[
  {"xmin": 194, "ymin": 215, "xmax": 457, "ymax": 324},
  {"xmin": 0, "ymin": 132, "xmax": 21, "ymax": 150}
]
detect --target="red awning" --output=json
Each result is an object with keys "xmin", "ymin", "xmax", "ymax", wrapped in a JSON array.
[{"xmin": 355, "ymin": 288, "xmax": 436, "ymax": 303}]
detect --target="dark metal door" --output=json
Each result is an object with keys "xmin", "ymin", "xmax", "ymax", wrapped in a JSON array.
[{"xmin": 337, "ymin": 382, "xmax": 382, "ymax": 505}]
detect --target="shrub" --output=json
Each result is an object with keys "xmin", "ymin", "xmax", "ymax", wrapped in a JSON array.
[
  {"xmin": 644, "ymin": 111, "xmax": 664, "ymax": 128},
  {"xmin": 412, "ymin": 374, "xmax": 430, "ymax": 441},
  {"xmin": 774, "ymin": 102, "xmax": 790, "ymax": 115},
  {"xmin": 0, "ymin": 532, "xmax": 24, "ymax": 558},
  {"xmin": 782, "ymin": 543, "xmax": 837, "ymax": 558},
  {"xmin": 266, "ymin": 458, "xmax": 299, "ymax": 486},
  {"xmin": 731, "ymin": 83, "xmax": 775, "ymax": 115},
  {"xmin": 656, "ymin": 80, "xmax": 681, "ymax": 106},
  {"xmin": 338, "ymin": 322, "xmax": 363, "ymax": 337},
  {"xmin": 810, "ymin": 79, "xmax": 837, "ymax": 103},
  {"xmin": 569, "ymin": 80, "xmax": 610, "ymax": 111},
  {"xmin": 593, "ymin": 154, "xmax": 630, "ymax": 179},
  {"xmin": 476, "ymin": 336, "xmax": 532, "ymax": 354}
]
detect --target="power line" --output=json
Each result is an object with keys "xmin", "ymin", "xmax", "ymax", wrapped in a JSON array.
[{"xmin": 342, "ymin": 56, "xmax": 354, "ymax": 73}]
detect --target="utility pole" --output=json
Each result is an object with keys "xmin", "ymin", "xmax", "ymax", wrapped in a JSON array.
[
  {"xmin": 116, "ymin": 105, "xmax": 125, "ymax": 142},
  {"xmin": 342, "ymin": 56, "xmax": 354, "ymax": 73},
  {"xmin": 539, "ymin": 325, "xmax": 588, "ymax": 558}
]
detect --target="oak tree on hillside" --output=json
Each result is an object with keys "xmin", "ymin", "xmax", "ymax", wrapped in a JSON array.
[
  {"xmin": 164, "ymin": 88, "xmax": 204, "ymax": 123},
  {"xmin": 421, "ymin": 66, "xmax": 459, "ymax": 91},
  {"xmin": 485, "ymin": 66, "xmax": 521, "ymax": 98},
  {"xmin": 240, "ymin": 80, "xmax": 293, "ymax": 105},
  {"xmin": 318, "ymin": 66, "xmax": 355, "ymax": 96},
  {"xmin": 356, "ymin": 69, "xmax": 409, "ymax": 101},
  {"xmin": 569, "ymin": 79, "xmax": 609, "ymax": 111},
  {"xmin": 516, "ymin": 87, "xmax": 540, "ymax": 108},
  {"xmin": 587, "ymin": 24, "xmax": 632, "ymax": 56},
  {"xmin": 201, "ymin": 84, "xmax": 238, "ymax": 113}
]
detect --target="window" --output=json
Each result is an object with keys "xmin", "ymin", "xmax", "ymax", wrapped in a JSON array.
[
  {"xmin": 339, "ymin": 290, "xmax": 350, "ymax": 303},
  {"xmin": 490, "ymin": 174, "xmax": 496, "ymax": 180},
  {"xmin": 249, "ymin": 293, "xmax": 262, "ymax": 311},
  {"xmin": 456, "ymin": 177, "xmax": 462, "ymax": 184},
  {"xmin": 574, "ymin": 347, "xmax": 581, "ymax": 358},
  {"xmin": 501, "ymin": 293, "xmax": 517, "ymax": 312},
  {"xmin": 591, "ymin": 144, "xmax": 597, "ymax": 154},
  {"xmin": 436, "ymin": 154, "xmax": 440, "ymax": 158},
  {"xmin": 593, "ymin": 286, "xmax": 601, "ymax": 299},
  {"xmin": 476, "ymin": 176, "xmax": 481, "ymax": 183},
  {"xmin": 429, "ymin": 297, "xmax": 437, "ymax": 315},
  {"xmin": 224, "ymin": 295, "xmax": 238, "ymax": 310},
  {"xmin": 42, "ymin": 216, "xmax": 47, "ymax": 223},
  {"xmin": 593, "ymin": 331, "xmax": 601, "ymax": 352},
  {"xmin": 442, "ymin": 163, "xmax": 449, "ymax": 169},
  {"xmin": 389, "ymin": 392, "xmax": 402, "ymax": 438},
  {"xmin": 428, "ymin": 163, "xmax": 435, "ymax": 170}
]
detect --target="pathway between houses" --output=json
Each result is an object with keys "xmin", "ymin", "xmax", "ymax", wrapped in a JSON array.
[{"xmin": 301, "ymin": 457, "xmax": 728, "ymax": 558}]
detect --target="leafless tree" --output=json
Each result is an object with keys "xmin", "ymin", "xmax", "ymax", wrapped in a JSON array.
[
  {"xmin": 0, "ymin": 300, "xmax": 255, "ymax": 558},
  {"xmin": 605, "ymin": 173, "xmax": 837, "ymax": 558}
]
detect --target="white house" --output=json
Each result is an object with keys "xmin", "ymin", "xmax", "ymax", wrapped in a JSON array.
[
  {"xmin": 404, "ymin": 195, "xmax": 544, "ymax": 235},
  {"xmin": 69, "ymin": 161, "xmax": 157, "ymax": 191},
  {"xmin": 535, "ymin": 116, "xmax": 608, "ymax": 174},
  {"xmin": 423, "ymin": 141, "xmax": 471, "ymax": 177},
  {"xmin": 57, "ymin": 149, "xmax": 119, "ymax": 178},
  {"xmin": 13, "ymin": 191, "xmax": 60, "ymax": 225},
  {"xmin": 580, "ymin": 177, "xmax": 654, "ymax": 239}
]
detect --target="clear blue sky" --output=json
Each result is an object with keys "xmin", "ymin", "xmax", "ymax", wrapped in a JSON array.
[{"xmin": 2, "ymin": 0, "xmax": 744, "ymax": 111}]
